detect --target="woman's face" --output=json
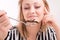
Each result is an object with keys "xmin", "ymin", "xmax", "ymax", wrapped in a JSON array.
[{"xmin": 22, "ymin": 0, "xmax": 45, "ymax": 22}]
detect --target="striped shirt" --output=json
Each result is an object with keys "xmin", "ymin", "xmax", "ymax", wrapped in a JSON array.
[{"xmin": 5, "ymin": 27, "xmax": 57, "ymax": 40}]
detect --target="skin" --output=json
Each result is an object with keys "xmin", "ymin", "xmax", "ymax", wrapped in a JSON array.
[
  {"xmin": 22, "ymin": 0, "xmax": 45, "ymax": 22},
  {"xmin": 0, "ymin": 0, "xmax": 60, "ymax": 40},
  {"xmin": 22, "ymin": 0, "xmax": 60, "ymax": 40},
  {"xmin": 43, "ymin": 8, "xmax": 60, "ymax": 40},
  {"xmin": 22, "ymin": 0, "xmax": 45, "ymax": 40},
  {"xmin": 0, "ymin": 10, "xmax": 12, "ymax": 40}
]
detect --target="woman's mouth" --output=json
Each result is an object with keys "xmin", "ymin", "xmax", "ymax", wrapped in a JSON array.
[{"xmin": 28, "ymin": 16, "xmax": 38, "ymax": 18}]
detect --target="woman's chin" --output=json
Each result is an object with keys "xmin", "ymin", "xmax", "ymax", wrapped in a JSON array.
[{"xmin": 34, "ymin": 19, "xmax": 41, "ymax": 23}]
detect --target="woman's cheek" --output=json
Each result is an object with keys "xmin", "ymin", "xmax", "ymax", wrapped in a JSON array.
[{"xmin": 37, "ymin": 11, "xmax": 44, "ymax": 22}]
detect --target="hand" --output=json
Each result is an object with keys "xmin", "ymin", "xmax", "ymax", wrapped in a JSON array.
[
  {"xmin": 42, "ymin": 8, "xmax": 60, "ymax": 40},
  {"xmin": 42, "ymin": 8, "xmax": 55, "ymax": 27},
  {"xmin": 0, "ymin": 10, "xmax": 12, "ymax": 40}
]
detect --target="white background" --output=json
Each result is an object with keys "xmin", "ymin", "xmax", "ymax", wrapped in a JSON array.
[{"xmin": 0, "ymin": 0, "xmax": 60, "ymax": 26}]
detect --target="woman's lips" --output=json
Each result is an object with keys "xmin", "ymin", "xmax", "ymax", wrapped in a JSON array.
[{"xmin": 27, "ymin": 16, "xmax": 38, "ymax": 18}]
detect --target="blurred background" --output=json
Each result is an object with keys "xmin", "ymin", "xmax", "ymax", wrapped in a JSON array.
[{"xmin": 0, "ymin": 0, "xmax": 60, "ymax": 26}]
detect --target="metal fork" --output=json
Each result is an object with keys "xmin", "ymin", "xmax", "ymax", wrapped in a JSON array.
[{"xmin": 8, "ymin": 17, "xmax": 26, "ymax": 25}]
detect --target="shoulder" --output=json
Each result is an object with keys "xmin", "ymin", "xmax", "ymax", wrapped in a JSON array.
[
  {"xmin": 7, "ymin": 26, "xmax": 18, "ymax": 34},
  {"xmin": 46, "ymin": 27, "xmax": 57, "ymax": 40},
  {"xmin": 47, "ymin": 27, "xmax": 56, "ymax": 34},
  {"xmin": 37, "ymin": 27, "xmax": 57, "ymax": 40},
  {"xmin": 9, "ymin": 26, "xmax": 17, "ymax": 32},
  {"xmin": 38, "ymin": 27, "xmax": 56, "ymax": 35},
  {"xmin": 8, "ymin": 26, "xmax": 20, "ymax": 36},
  {"xmin": 5, "ymin": 26, "xmax": 22, "ymax": 40}
]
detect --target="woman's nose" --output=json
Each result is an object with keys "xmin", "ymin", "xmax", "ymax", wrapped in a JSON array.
[{"xmin": 30, "ymin": 7, "xmax": 35, "ymax": 14}]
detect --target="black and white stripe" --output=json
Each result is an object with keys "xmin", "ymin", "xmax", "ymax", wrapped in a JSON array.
[{"xmin": 5, "ymin": 27, "xmax": 57, "ymax": 40}]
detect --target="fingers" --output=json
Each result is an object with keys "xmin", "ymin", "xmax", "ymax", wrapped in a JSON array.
[
  {"xmin": 42, "ymin": 8, "xmax": 53, "ymax": 26},
  {"xmin": 0, "ymin": 14, "xmax": 7, "ymax": 23},
  {"xmin": 0, "ymin": 10, "xmax": 7, "ymax": 17},
  {"xmin": 43, "ymin": 15, "xmax": 51, "ymax": 23},
  {"xmin": 0, "ymin": 10, "xmax": 12, "ymax": 28},
  {"xmin": 0, "ymin": 10, "xmax": 8, "ymax": 24},
  {"xmin": 0, "ymin": 10, "xmax": 7, "ymax": 21},
  {"xmin": 42, "ymin": 8, "xmax": 48, "ymax": 25}
]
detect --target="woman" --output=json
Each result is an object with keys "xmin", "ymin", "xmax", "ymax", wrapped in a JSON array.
[{"xmin": 0, "ymin": 0, "xmax": 60, "ymax": 40}]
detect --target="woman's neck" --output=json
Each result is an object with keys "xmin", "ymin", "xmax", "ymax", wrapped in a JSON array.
[
  {"xmin": 17, "ymin": 22, "xmax": 41, "ymax": 40},
  {"xmin": 26, "ymin": 22, "xmax": 41, "ymax": 40}
]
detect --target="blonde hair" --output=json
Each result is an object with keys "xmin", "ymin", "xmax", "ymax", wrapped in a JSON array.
[{"xmin": 18, "ymin": 0, "xmax": 50, "ymax": 37}]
